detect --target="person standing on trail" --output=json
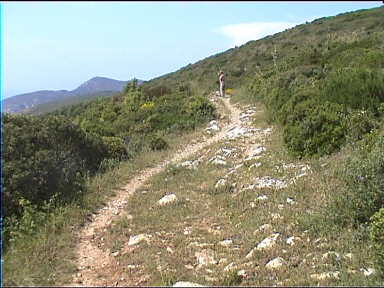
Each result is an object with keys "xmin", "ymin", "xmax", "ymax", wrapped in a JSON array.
[{"xmin": 218, "ymin": 71, "xmax": 225, "ymax": 97}]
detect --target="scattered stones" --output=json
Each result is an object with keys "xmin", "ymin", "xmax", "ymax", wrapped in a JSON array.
[
  {"xmin": 310, "ymin": 271, "xmax": 340, "ymax": 280},
  {"xmin": 173, "ymin": 281, "xmax": 205, "ymax": 287},
  {"xmin": 226, "ymin": 126, "xmax": 258, "ymax": 140},
  {"xmin": 128, "ymin": 234, "xmax": 152, "ymax": 246},
  {"xmin": 249, "ymin": 162, "xmax": 262, "ymax": 169},
  {"xmin": 278, "ymin": 204, "xmax": 284, "ymax": 210},
  {"xmin": 209, "ymin": 155, "xmax": 227, "ymax": 166},
  {"xmin": 265, "ymin": 257, "xmax": 287, "ymax": 269},
  {"xmin": 158, "ymin": 194, "xmax": 177, "ymax": 206},
  {"xmin": 245, "ymin": 145, "xmax": 266, "ymax": 160},
  {"xmin": 195, "ymin": 249, "xmax": 218, "ymax": 266},
  {"xmin": 184, "ymin": 227, "xmax": 192, "ymax": 235},
  {"xmin": 178, "ymin": 160, "xmax": 200, "ymax": 170},
  {"xmin": 127, "ymin": 264, "xmax": 138, "ymax": 270},
  {"xmin": 254, "ymin": 177, "xmax": 288, "ymax": 189},
  {"xmin": 257, "ymin": 233, "xmax": 280, "ymax": 250}
]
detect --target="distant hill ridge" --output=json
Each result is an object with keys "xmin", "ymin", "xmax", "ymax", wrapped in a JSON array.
[{"xmin": 3, "ymin": 76, "xmax": 144, "ymax": 114}]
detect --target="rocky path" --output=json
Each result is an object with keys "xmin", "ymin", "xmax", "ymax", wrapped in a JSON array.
[{"xmin": 70, "ymin": 96, "xmax": 242, "ymax": 286}]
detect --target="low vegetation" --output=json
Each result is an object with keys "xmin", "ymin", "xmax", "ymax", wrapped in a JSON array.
[{"xmin": 3, "ymin": 5, "xmax": 384, "ymax": 286}]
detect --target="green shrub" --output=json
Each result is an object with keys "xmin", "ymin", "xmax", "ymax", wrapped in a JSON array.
[
  {"xmin": 370, "ymin": 208, "xmax": 384, "ymax": 275},
  {"xmin": 102, "ymin": 136, "xmax": 128, "ymax": 160},
  {"xmin": 149, "ymin": 135, "xmax": 169, "ymax": 151},
  {"xmin": 3, "ymin": 113, "xmax": 109, "ymax": 219},
  {"xmin": 283, "ymin": 101, "xmax": 346, "ymax": 157},
  {"xmin": 329, "ymin": 134, "xmax": 384, "ymax": 226},
  {"xmin": 342, "ymin": 109, "xmax": 379, "ymax": 143},
  {"xmin": 321, "ymin": 68, "xmax": 384, "ymax": 114}
]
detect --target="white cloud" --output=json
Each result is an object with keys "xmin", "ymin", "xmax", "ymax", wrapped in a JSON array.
[{"xmin": 216, "ymin": 21, "xmax": 299, "ymax": 47}]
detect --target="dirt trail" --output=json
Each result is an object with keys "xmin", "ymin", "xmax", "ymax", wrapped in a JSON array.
[{"xmin": 70, "ymin": 97, "xmax": 242, "ymax": 286}]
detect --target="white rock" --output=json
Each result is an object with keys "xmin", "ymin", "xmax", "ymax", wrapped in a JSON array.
[
  {"xmin": 167, "ymin": 247, "xmax": 174, "ymax": 254},
  {"xmin": 179, "ymin": 160, "xmax": 200, "ymax": 170},
  {"xmin": 249, "ymin": 145, "xmax": 266, "ymax": 157},
  {"xmin": 257, "ymin": 233, "xmax": 280, "ymax": 250},
  {"xmin": 361, "ymin": 267, "xmax": 376, "ymax": 276},
  {"xmin": 219, "ymin": 239, "xmax": 233, "ymax": 247},
  {"xmin": 210, "ymin": 158, "xmax": 227, "ymax": 166},
  {"xmin": 128, "ymin": 234, "xmax": 151, "ymax": 246},
  {"xmin": 265, "ymin": 257, "xmax": 286, "ymax": 269},
  {"xmin": 215, "ymin": 179, "xmax": 227, "ymax": 189},
  {"xmin": 173, "ymin": 281, "xmax": 205, "ymax": 287},
  {"xmin": 245, "ymin": 248, "xmax": 256, "ymax": 259},
  {"xmin": 278, "ymin": 204, "xmax": 284, "ymax": 210},
  {"xmin": 158, "ymin": 194, "xmax": 177, "ymax": 206},
  {"xmin": 254, "ymin": 176, "xmax": 288, "ymax": 189},
  {"xmin": 224, "ymin": 262, "xmax": 237, "ymax": 272},
  {"xmin": 249, "ymin": 162, "xmax": 262, "ymax": 169},
  {"xmin": 286, "ymin": 197, "xmax": 296, "ymax": 204},
  {"xmin": 256, "ymin": 195, "xmax": 268, "ymax": 201},
  {"xmin": 310, "ymin": 271, "xmax": 340, "ymax": 280},
  {"xmin": 344, "ymin": 253, "xmax": 353, "ymax": 260},
  {"xmin": 237, "ymin": 269, "xmax": 247, "ymax": 278},
  {"xmin": 195, "ymin": 249, "xmax": 218, "ymax": 266},
  {"xmin": 184, "ymin": 227, "xmax": 192, "ymax": 235},
  {"xmin": 286, "ymin": 236, "xmax": 300, "ymax": 246}
]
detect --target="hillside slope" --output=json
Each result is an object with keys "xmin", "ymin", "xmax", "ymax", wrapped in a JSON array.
[{"xmin": 142, "ymin": 6, "xmax": 383, "ymax": 93}]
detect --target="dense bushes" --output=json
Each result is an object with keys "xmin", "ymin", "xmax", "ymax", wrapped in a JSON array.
[
  {"xmin": 321, "ymin": 68, "xmax": 384, "ymax": 114},
  {"xmin": 3, "ymin": 114, "xmax": 109, "ymax": 219},
  {"xmin": 283, "ymin": 101, "xmax": 346, "ymax": 157},
  {"xmin": 328, "ymin": 134, "xmax": 384, "ymax": 226},
  {"xmin": 5, "ymin": 81, "xmax": 216, "ymax": 227},
  {"xmin": 370, "ymin": 208, "xmax": 384, "ymax": 275}
]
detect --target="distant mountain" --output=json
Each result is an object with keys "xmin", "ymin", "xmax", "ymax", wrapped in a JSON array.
[{"xmin": 3, "ymin": 76, "xmax": 144, "ymax": 114}]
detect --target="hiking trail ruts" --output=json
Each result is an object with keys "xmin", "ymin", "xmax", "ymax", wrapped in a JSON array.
[{"xmin": 70, "ymin": 97, "xmax": 242, "ymax": 286}]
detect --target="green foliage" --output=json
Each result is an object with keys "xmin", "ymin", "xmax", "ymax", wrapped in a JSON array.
[
  {"xmin": 102, "ymin": 136, "xmax": 128, "ymax": 160},
  {"xmin": 3, "ymin": 113, "xmax": 109, "ymax": 220},
  {"xmin": 370, "ymin": 208, "xmax": 384, "ymax": 275},
  {"xmin": 219, "ymin": 270, "xmax": 243, "ymax": 286},
  {"xmin": 149, "ymin": 135, "xmax": 169, "ymax": 151},
  {"xmin": 321, "ymin": 68, "xmax": 384, "ymax": 114},
  {"xmin": 328, "ymin": 133, "xmax": 384, "ymax": 226},
  {"xmin": 283, "ymin": 101, "xmax": 347, "ymax": 158}
]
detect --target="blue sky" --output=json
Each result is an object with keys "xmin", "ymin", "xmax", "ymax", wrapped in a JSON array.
[{"xmin": 2, "ymin": 1, "xmax": 382, "ymax": 98}]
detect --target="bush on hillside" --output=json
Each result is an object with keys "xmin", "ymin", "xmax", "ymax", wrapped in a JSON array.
[
  {"xmin": 3, "ymin": 113, "xmax": 109, "ymax": 219},
  {"xmin": 283, "ymin": 101, "xmax": 346, "ymax": 157},
  {"xmin": 370, "ymin": 208, "xmax": 384, "ymax": 276},
  {"xmin": 328, "ymin": 133, "xmax": 384, "ymax": 226},
  {"xmin": 321, "ymin": 68, "xmax": 384, "ymax": 114}
]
